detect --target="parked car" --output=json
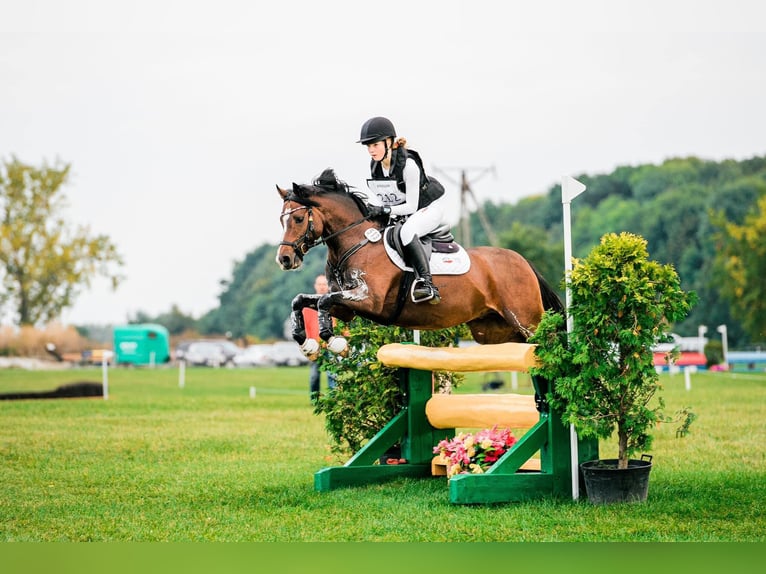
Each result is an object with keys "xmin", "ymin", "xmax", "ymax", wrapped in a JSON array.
[
  {"xmin": 181, "ymin": 340, "xmax": 241, "ymax": 367},
  {"xmin": 216, "ymin": 340, "xmax": 243, "ymax": 363},
  {"xmin": 233, "ymin": 344, "xmax": 275, "ymax": 367},
  {"xmin": 270, "ymin": 341, "xmax": 310, "ymax": 367},
  {"xmin": 175, "ymin": 339, "xmax": 241, "ymax": 365}
]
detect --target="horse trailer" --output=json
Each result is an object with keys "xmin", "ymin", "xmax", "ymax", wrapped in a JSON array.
[{"xmin": 113, "ymin": 323, "xmax": 171, "ymax": 366}]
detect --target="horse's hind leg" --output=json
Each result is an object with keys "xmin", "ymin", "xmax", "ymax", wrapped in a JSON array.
[
  {"xmin": 467, "ymin": 315, "xmax": 517, "ymax": 344},
  {"xmin": 467, "ymin": 310, "xmax": 533, "ymax": 344}
]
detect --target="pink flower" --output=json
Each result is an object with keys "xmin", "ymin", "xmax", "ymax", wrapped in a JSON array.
[{"xmin": 433, "ymin": 426, "xmax": 517, "ymax": 478}]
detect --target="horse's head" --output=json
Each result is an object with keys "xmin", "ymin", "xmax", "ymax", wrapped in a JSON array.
[
  {"xmin": 275, "ymin": 182, "xmax": 320, "ymax": 270},
  {"xmin": 275, "ymin": 168, "xmax": 370, "ymax": 270}
]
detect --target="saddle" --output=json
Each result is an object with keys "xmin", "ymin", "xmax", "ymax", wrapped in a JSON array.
[
  {"xmin": 385, "ymin": 221, "xmax": 458, "ymax": 259},
  {"xmin": 382, "ymin": 222, "xmax": 470, "ymax": 276}
]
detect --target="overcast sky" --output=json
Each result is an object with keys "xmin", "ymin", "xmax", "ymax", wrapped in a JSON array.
[{"xmin": 2, "ymin": 0, "xmax": 764, "ymax": 326}]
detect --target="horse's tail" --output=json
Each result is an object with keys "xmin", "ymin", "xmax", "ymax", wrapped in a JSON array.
[{"xmin": 530, "ymin": 263, "xmax": 565, "ymax": 313}]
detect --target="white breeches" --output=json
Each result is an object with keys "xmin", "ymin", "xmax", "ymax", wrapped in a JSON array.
[{"xmin": 400, "ymin": 196, "xmax": 448, "ymax": 245}]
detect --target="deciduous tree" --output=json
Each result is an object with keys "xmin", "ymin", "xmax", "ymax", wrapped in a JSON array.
[
  {"xmin": 712, "ymin": 195, "xmax": 766, "ymax": 340},
  {"xmin": 0, "ymin": 157, "xmax": 123, "ymax": 325}
]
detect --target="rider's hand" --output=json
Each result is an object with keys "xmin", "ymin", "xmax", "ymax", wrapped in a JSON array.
[{"xmin": 367, "ymin": 204, "xmax": 391, "ymax": 218}]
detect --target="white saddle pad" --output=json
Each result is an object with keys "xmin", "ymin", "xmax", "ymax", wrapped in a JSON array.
[{"xmin": 383, "ymin": 228, "xmax": 471, "ymax": 276}]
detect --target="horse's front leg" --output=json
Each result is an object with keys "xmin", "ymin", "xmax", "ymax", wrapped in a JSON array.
[
  {"xmin": 317, "ymin": 293, "xmax": 349, "ymax": 356},
  {"xmin": 290, "ymin": 293, "xmax": 322, "ymax": 360}
]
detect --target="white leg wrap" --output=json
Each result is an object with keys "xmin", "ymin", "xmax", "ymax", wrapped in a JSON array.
[
  {"xmin": 327, "ymin": 336, "xmax": 348, "ymax": 356},
  {"xmin": 300, "ymin": 338, "xmax": 320, "ymax": 361}
]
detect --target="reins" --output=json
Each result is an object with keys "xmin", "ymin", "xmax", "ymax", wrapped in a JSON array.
[{"xmin": 279, "ymin": 201, "xmax": 376, "ymax": 264}]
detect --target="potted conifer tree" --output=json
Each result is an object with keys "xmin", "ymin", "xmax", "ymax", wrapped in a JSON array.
[{"xmin": 529, "ymin": 232, "xmax": 697, "ymax": 504}]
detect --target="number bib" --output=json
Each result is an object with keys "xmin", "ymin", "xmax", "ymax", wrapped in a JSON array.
[{"xmin": 366, "ymin": 179, "xmax": 406, "ymax": 207}]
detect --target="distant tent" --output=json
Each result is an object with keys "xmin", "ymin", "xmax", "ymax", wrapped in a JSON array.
[{"xmin": 653, "ymin": 352, "xmax": 707, "ymax": 369}]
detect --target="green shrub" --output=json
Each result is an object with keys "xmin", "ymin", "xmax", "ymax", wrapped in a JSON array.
[
  {"xmin": 530, "ymin": 232, "xmax": 698, "ymax": 468},
  {"xmin": 313, "ymin": 318, "xmax": 468, "ymax": 457},
  {"xmin": 704, "ymin": 339, "xmax": 724, "ymax": 367}
]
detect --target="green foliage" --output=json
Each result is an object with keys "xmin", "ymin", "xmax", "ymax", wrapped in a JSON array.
[
  {"xmin": 313, "ymin": 319, "xmax": 469, "ymax": 457},
  {"xmin": 529, "ymin": 232, "xmax": 698, "ymax": 469},
  {"xmin": 460, "ymin": 154, "xmax": 766, "ymax": 347},
  {"xmin": 199, "ymin": 244, "xmax": 327, "ymax": 338},
  {"xmin": 129, "ymin": 304, "xmax": 197, "ymax": 335},
  {"xmin": 0, "ymin": 157, "xmax": 123, "ymax": 325},
  {"xmin": 704, "ymin": 339, "xmax": 724, "ymax": 367},
  {"xmin": 711, "ymin": 195, "xmax": 766, "ymax": 341},
  {"xmin": 498, "ymin": 221, "xmax": 563, "ymax": 290}
]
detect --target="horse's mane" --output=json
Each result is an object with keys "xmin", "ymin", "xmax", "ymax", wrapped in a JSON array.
[{"xmin": 289, "ymin": 168, "xmax": 371, "ymax": 216}]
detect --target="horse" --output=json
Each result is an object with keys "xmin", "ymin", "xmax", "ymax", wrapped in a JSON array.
[{"xmin": 275, "ymin": 168, "xmax": 563, "ymax": 359}]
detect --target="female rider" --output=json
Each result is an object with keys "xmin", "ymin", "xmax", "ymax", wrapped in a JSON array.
[{"xmin": 358, "ymin": 116, "xmax": 448, "ymax": 304}]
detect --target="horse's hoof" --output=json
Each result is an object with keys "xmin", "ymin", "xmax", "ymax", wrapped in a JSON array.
[
  {"xmin": 327, "ymin": 336, "xmax": 348, "ymax": 356},
  {"xmin": 300, "ymin": 338, "xmax": 320, "ymax": 361}
]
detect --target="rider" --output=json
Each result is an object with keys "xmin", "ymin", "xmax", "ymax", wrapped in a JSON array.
[{"xmin": 358, "ymin": 116, "xmax": 448, "ymax": 304}]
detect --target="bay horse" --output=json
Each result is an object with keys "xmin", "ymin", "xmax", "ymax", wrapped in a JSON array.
[{"xmin": 276, "ymin": 168, "xmax": 563, "ymax": 359}]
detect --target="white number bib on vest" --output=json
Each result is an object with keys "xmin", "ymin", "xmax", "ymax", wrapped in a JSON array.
[{"xmin": 366, "ymin": 179, "xmax": 406, "ymax": 207}]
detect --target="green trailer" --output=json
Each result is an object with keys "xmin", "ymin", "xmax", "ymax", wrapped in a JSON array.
[{"xmin": 113, "ymin": 324, "xmax": 170, "ymax": 366}]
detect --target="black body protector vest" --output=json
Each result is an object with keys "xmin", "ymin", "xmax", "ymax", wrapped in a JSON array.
[{"xmin": 370, "ymin": 148, "xmax": 445, "ymax": 210}]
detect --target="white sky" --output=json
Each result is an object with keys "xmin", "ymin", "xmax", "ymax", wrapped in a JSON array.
[{"xmin": 2, "ymin": 0, "xmax": 764, "ymax": 325}]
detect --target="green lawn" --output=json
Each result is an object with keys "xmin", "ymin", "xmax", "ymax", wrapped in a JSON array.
[{"xmin": 1, "ymin": 364, "xmax": 764, "ymax": 541}]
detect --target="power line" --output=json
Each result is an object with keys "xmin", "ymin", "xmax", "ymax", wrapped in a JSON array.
[{"xmin": 432, "ymin": 166, "xmax": 498, "ymax": 248}]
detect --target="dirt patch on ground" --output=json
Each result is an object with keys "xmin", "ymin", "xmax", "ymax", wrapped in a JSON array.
[{"xmin": 0, "ymin": 381, "xmax": 104, "ymax": 400}]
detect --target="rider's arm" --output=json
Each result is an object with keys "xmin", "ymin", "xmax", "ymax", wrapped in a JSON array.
[{"xmin": 389, "ymin": 159, "xmax": 421, "ymax": 217}]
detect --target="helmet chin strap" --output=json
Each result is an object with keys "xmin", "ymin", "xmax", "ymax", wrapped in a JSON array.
[{"xmin": 383, "ymin": 138, "xmax": 392, "ymax": 166}]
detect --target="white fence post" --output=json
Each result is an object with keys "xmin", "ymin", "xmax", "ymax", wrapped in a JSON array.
[
  {"xmin": 179, "ymin": 360, "xmax": 186, "ymax": 389},
  {"xmin": 562, "ymin": 175, "xmax": 587, "ymax": 501}
]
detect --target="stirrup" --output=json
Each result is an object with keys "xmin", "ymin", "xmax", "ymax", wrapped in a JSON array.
[{"xmin": 411, "ymin": 279, "xmax": 441, "ymax": 304}]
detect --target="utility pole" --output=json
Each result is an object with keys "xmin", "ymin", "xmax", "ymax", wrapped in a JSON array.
[{"xmin": 432, "ymin": 166, "xmax": 497, "ymax": 248}]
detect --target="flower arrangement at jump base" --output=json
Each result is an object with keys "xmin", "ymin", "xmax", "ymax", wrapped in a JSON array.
[{"xmin": 434, "ymin": 426, "xmax": 517, "ymax": 478}]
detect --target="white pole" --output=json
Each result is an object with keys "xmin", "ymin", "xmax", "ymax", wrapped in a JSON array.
[
  {"xmin": 684, "ymin": 367, "xmax": 692, "ymax": 391},
  {"xmin": 698, "ymin": 325, "xmax": 708, "ymax": 354},
  {"xmin": 717, "ymin": 324, "xmax": 728, "ymax": 366},
  {"xmin": 413, "ymin": 329, "xmax": 421, "ymax": 345},
  {"xmin": 102, "ymin": 351, "xmax": 113, "ymax": 401},
  {"xmin": 249, "ymin": 386, "xmax": 256, "ymax": 399},
  {"xmin": 511, "ymin": 371, "xmax": 518, "ymax": 391},
  {"xmin": 149, "ymin": 351, "xmax": 156, "ymax": 368},
  {"xmin": 562, "ymin": 175, "xmax": 586, "ymax": 501},
  {"xmin": 179, "ymin": 360, "xmax": 186, "ymax": 389}
]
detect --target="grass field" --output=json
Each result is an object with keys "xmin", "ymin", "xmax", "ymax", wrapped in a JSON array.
[{"xmin": 1, "ymin": 363, "xmax": 764, "ymax": 542}]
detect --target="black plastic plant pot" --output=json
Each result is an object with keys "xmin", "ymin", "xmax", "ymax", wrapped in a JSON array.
[{"xmin": 580, "ymin": 455, "xmax": 653, "ymax": 504}]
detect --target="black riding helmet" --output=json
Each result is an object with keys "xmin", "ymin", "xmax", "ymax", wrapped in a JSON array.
[{"xmin": 357, "ymin": 116, "xmax": 396, "ymax": 145}]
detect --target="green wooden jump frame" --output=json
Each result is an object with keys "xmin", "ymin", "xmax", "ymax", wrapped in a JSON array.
[{"xmin": 314, "ymin": 342, "xmax": 598, "ymax": 504}]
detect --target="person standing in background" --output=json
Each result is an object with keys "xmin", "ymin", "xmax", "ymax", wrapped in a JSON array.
[{"xmin": 302, "ymin": 274, "xmax": 336, "ymax": 401}]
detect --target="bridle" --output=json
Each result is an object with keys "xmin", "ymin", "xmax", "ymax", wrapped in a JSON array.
[
  {"xmin": 279, "ymin": 204, "xmax": 316, "ymax": 261},
  {"xmin": 279, "ymin": 199, "xmax": 376, "ymax": 263}
]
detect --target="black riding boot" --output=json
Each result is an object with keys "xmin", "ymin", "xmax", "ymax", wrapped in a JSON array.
[{"xmin": 403, "ymin": 236, "xmax": 441, "ymax": 304}]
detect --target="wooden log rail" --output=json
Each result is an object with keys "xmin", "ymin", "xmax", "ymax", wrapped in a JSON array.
[{"xmin": 377, "ymin": 342, "xmax": 539, "ymax": 373}]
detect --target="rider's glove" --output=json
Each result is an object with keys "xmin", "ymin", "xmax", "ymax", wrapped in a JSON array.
[{"xmin": 367, "ymin": 204, "xmax": 391, "ymax": 218}]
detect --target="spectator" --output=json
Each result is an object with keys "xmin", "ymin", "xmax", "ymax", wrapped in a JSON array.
[{"xmin": 302, "ymin": 274, "xmax": 336, "ymax": 400}]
